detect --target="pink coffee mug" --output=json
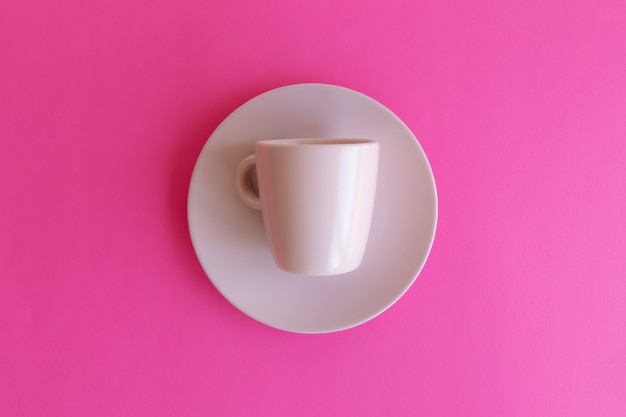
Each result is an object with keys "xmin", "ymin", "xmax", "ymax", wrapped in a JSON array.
[{"xmin": 236, "ymin": 138, "xmax": 379, "ymax": 276}]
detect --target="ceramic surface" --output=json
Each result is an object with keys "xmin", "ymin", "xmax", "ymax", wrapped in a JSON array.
[
  {"xmin": 187, "ymin": 83, "xmax": 437, "ymax": 333},
  {"xmin": 236, "ymin": 138, "xmax": 379, "ymax": 276}
]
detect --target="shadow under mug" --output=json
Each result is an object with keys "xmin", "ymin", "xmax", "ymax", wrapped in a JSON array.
[{"xmin": 235, "ymin": 138, "xmax": 379, "ymax": 276}]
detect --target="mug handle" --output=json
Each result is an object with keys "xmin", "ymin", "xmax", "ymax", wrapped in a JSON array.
[{"xmin": 235, "ymin": 155, "xmax": 262, "ymax": 210}]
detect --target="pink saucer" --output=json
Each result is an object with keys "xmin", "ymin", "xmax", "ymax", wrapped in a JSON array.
[{"xmin": 187, "ymin": 83, "xmax": 437, "ymax": 333}]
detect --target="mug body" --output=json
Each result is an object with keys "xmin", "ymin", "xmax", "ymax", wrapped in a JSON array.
[{"xmin": 255, "ymin": 138, "xmax": 379, "ymax": 276}]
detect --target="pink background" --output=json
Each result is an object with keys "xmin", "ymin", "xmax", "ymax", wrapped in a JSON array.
[{"xmin": 2, "ymin": 0, "xmax": 625, "ymax": 415}]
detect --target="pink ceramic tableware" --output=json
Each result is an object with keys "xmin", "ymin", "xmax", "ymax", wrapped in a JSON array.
[{"xmin": 236, "ymin": 138, "xmax": 379, "ymax": 276}]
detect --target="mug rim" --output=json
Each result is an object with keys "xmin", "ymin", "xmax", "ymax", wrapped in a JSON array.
[{"xmin": 256, "ymin": 138, "xmax": 378, "ymax": 147}]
